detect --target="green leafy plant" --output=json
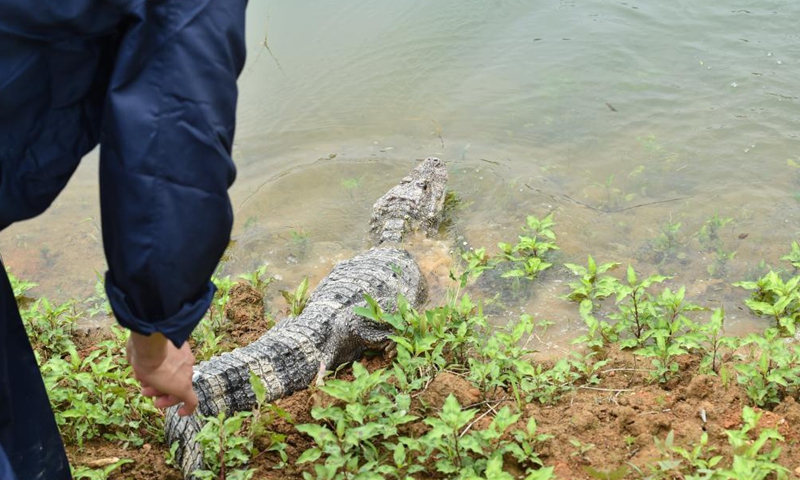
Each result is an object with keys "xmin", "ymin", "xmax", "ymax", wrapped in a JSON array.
[
  {"xmin": 587, "ymin": 174, "xmax": 635, "ymax": 212},
  {"xmin": 466, "ymin": 312, "xmax": 588, "ymax": 408},
  {"xmin": 192, "ymin": 373, "xmax": 289, "ymax": 479},
  {"xmin": 735, "ymin": 269, "xmax": 800, "ymax": 337},
  {"xmin": 717, "ymin": 407, "xmax": 788, "ymax": 480},
  {"xmin": 569, "ymin": 438, "xmax": 595, "ymax": 463},
  {"xmin": 281, "ymin": 277, "xmax": 309, "ymax": 316},
  {"xmin": 498, "ymin": 213, "xmax": 558, "ymax": 281},
  {"xmin": 420, "ymin": 394, "xmax": 478, "ymax": 475},
  {"xmin": 72, "ymin": 459, "xmax": 133, "ymax": 480},
  {"xmin": 467, "ymin": 314, "xmax": 536, "ymax": 407},
  {"xmin": 694, "ymin": 308, "xmax": 741, "ymax": 374},
  {"xmin": 193, "ymin": 315, "xmax": 228, "ymax": 361},
  {"xmin": 248, "ymin": 371, "xmax": 291, "ymax": 467},
  {"xmin": 290, "ymin": 229, "xmax": 311, "ymax": 259},
  {"xmin": 44, "ymin": 327, "xmax": 161, "ymax": 448},
  {"xmin": 649, "ymin": 430, "xmax": 722, "ymax": 479},
  {"xmin": 634, "ymin": 287, "xmax": 704, "ymax": 383},
  {"xmin": 296, "ymin": 363, "xmax": 418, "ymax": 480},
  {"xmin": 21, "ymin": 297, "xmax": 78, "ymax": 362},
  {"xmin": 238, "ymin": 264, "xmax": 274, "ymax": 293},
  {"xmin": 192, "ymin": 269, "xmax": 239, "ymax": 359},
  {"xmin": 780, "ymin": 241, "xmax": 800, "ymax": 269},
  {"xmin": 193, "ymin": 411, "xmax": 257, "ymax": 480},
  {"xmin": 707, "ymin": 248, "xmax": 737, "ymax": 278},
  {"xmin": 459, "ymin": 214, "xmax": 558, "ymax": 286},
  {"xmin": 421, "ymin": 396, "xmax": 531, "ymax": 478},
  {"xmin": 357, "ymin": 293, "xmax": 480, "ymax": 393},
  {"xmin": 609, "ymin": 266, "xmax": 671, "ymax": 348},
  {"xmin": 734, "ymin": 328, "xmax": 800, "ymax": 407},
  {"xmin": 573, "ymin": 266, "xmax": 671, "ymax": 350},
  {"xmin": 461, "ymin": 247, "xmax": 492, "ymax": 284},
  {"xmin": 211, "ymin": 273, "xmax": 237, "ymax": 319},
  {"xmin": 501, "ymin": 256, "xmax": 553, "ymax": 282},
  {"xmin": 84, "ymin": 274, "xmax": 113, "ymax": 318},
  {"xmin": 651, "ymin": 220, "xmax": 684, "ymax": 264},
  {"xmin": 6, "ymin": 266, "xmax": 37, "ymax": 303},
  {"xmin": 696, "ymin": 213, "xmax": 733, "ymax": 253},
  {"xmin": 503, "ymin": 417, "xmax": 555, "ymax": 479},
  {"xmin": 562, "ymin": 255, "xmax": 620, "ymax": 304},
  {"xmin": 567, "ymin": 350, "xmax": 609, "ymax": 387}
]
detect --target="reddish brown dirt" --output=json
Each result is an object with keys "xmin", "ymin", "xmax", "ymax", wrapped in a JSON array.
[
  {"xmin": 224, "ymin": 282, "xmax": 269, "ymax": 347},
  {"xmin": 66, "ymin": 346, "xmax": 800, "ymax": 479},
  {"xmin": 63, "ymin": 292, "xmax": 800, "ymax": 479},
  {"xmin": 71, "ymin": 324, "xmax": 117, "ymax": 355},
  {"xmin": 68, "ymin": 441, "xmax": 181, "ymax": 480},
  {"xmin": 248, "ymin": 350, "xmax": 800, "ymax": 479}
]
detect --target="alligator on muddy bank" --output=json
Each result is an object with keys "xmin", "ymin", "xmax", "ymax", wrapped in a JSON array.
[{"xmin": 166, "ymin": 157, "xmax": 448, "ymax": 477}]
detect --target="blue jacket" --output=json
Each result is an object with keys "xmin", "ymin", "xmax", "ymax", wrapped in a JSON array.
[{"xmin": 0, "ymin": 0, "xmax": 247, "ymax": 346}]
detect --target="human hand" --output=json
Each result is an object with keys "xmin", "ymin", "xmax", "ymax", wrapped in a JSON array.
[{"xmin": 126, "ymin": 332, "xmax": 199, "ymax": 416}]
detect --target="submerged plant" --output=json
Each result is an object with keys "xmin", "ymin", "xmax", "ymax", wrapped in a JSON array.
[
  {"xmin": 562, "ymin": 255, "xmax": 620, "ymax": 305},
  {"xmin": 460, "ymin": 213, "xmax": 558, "ymax": 287}
]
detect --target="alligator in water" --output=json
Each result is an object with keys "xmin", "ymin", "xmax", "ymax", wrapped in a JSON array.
[{"xmin": 165, "ymin": 157, "xmax": 448, "ymax": 477}]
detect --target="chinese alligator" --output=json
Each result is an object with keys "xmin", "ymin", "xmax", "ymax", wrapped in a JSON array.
[{"xmin": 165, "ymin": 157, "xmax": 448, "ymax": 477}]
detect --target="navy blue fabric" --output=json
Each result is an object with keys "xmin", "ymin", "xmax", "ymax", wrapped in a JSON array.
[
  {"xmin": 0, "ymin": 444, "xmax": 17, "ymax": 480},
  {"xmin": 0, "ymin": 1, "xmax": 246, "ymax": 477},
  {"xmin": 0, "ymin": 0, "xmax": 247, "ymax": 346},
  {"xmin": 0, "ymin": 258, "xmax": 70, "ymax": 480}
]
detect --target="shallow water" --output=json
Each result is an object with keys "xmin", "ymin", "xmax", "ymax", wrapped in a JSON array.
[{"xmin": 2, "ymin": 0, "xmax": 799, "ymax": 347}]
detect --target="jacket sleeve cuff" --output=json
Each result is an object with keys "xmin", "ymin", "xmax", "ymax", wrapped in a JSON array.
[{"xmin": 105, "ymin": 272, "xmax": 216, "ymax": 347}]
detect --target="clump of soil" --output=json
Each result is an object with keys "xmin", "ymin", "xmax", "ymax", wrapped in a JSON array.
[
  {"xmin": 224, "ymin": 281, "xmax": 269, "ymax": 346},
  {"xmin": 68, "ymin": 440, "xmax": 181, "ymax": 480},
  {"xmin": 71, "ymin": 325, "xmax": 117, "ymax": 356},
  {"xmin": 419, "ymin": 371, "xmax": 482, "ymax": 410}
]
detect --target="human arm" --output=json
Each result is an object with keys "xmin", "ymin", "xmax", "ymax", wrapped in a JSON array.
[
  {"xmin": 99, "ymin": 0, "xmax": 248, "ymax": 414},
  {"xmin": 126, "ymin": 332, "xmax": 198, "ymax": 416}
]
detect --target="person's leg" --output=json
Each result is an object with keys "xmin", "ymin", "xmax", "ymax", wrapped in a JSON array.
[{"xmin": 0, "ymin": 259, "xmax": 71, "ymax": 480}]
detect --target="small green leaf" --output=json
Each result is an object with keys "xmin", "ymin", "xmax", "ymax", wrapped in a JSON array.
[{"xmin": 296, "ymin": 447, "xmax": 322, "ymax": 464}]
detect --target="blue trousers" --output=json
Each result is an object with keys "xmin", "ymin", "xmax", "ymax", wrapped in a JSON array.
[{"xmin": 0, "ymin": 258, "xmax": 71, "ymax": 480}]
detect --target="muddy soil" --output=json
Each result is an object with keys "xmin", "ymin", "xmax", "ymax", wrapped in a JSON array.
[
  {"xmin": 69, "ymin": 348, "xmax": 800, "ymax": 479},
  {"xmin": 224, "ymin": 281, "xmax": 270, "ymax": 346},
  {"xmin": 64, "ymin": 284, "xmax": 800, "ymax": 480},
  {"xmin": 69, "ymin": 440, "xmax": 182, "ymax": 480}
]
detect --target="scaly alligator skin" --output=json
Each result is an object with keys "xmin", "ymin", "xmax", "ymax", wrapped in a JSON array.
[
  {"xmin": 370, "ymin": 157, "xmax": 448, "ymax": 244},
  {"xmin": 165, "ymin": 158, "xmax": 448, "ymax": 477}
]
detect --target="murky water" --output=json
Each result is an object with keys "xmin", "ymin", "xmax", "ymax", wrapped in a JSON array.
[{"xmin": 2, "ymin": 0, "xmax": 799, "ymax": 346}]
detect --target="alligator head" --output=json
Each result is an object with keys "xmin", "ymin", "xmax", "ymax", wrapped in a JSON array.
[{"xmin": 370, "ymin": 157, "xmax": 448, "ymax": 244}]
